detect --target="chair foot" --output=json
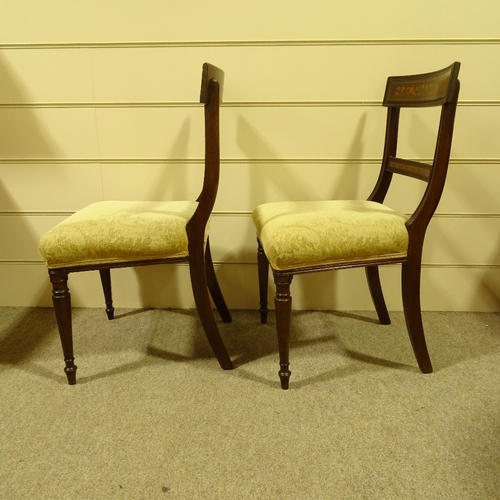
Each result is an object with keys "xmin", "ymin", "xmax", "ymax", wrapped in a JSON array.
[
  {"xmin": 417, "ymin": 359, "xmax": 433, "ymax": 374},
  {"xmin": 64, "ymin": 360, "xmax": 78, "ymax": 385},
  {"xmin": 221, "ymin": 360, "xmax": 234, "ymax": 370},
  {"xmin": 259, "ymin": 307, "xmax": 268, "ymax": 324},
  {"xmin": 279, "ymin": 363, "xmax": 291, "ymax": 390}
]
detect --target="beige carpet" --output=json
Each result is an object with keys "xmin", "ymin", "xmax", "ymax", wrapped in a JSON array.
[{"xmin": 1, "ymin": 306, "xmax": 499, "ymax": 499}]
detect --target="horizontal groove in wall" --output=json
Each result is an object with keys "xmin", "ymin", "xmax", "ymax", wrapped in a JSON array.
[
  {"xmin": 0, "ymin": 158, "xmax": 498, "ymax": 165},
  {"xmin": 0, "ymin": 102, "xmax": 200, "ymax": 109},
  {"xmin": 421, "ymin": 263, "xmax": 500, "ymax": 269},
  {"xmin": 0, "ymin": 100, "xmax": 496, "ymax": 109},
  {"xmin": 432, "ymin": 213, "xmax": 500, "ymax": 218},
  {"xmin": 1, "ymin": 38, "xmax": 499, "ymax": 50}
]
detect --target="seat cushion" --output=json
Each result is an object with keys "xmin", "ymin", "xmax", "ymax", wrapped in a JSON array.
[
  {"xmin": 252, "ymin": 200, "xmax": 409, "ymax": 271},
  {"xmin": 39, "ymin": 200, "xmax": 200, "ymax": 269}
]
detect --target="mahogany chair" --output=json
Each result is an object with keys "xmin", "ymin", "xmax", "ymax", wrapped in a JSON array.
[
  {"xmin": 253, "ymin": 62, "xmax": 461, "ymax": 389},
  {"xmin": 39, "ymin": 63, "xmax": 233, "ymax": 384}
]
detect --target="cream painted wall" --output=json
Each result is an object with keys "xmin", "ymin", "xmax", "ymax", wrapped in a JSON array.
[{"xmin": 0, "ymin": 1, "xmax": 499, "ymax": 311}]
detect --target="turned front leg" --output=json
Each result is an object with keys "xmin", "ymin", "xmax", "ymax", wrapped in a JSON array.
[
  {"xmin": 49, "ymin": 270, "xmax": 77, "ymax": 385},
  {"xmin": 274, "ymin": 273, "xmax": 293, "ymax": 389}
]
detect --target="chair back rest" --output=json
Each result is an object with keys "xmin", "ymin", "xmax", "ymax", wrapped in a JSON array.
[
  {"xmin": 368, "ymin": 62, "xmax": 460, "ymax": 233},
  {"xmin": 200, "ymin": 63, "xmax": 224, "ymax": 105},
  {"xmin": 187, "ymin": 63, "xmax": 224, "ymax": 238}
]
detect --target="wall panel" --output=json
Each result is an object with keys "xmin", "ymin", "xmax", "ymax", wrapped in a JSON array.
[
  {"xmin": 0, "ymin": 2, "xmax": 498, "ymax": 311},
  {"xmin": 0, "ymin": 49, "xmax": 94, "ymax": 103},
  {"xmin": 100, "ymin": 163, "xmax": 205, "ymax": 202},
  {"xmin": 1, "ymin": 1, "xmax": 499, "ymax": 43},
  {"xmin": 0, "ymin": 163, "xmax": 104, "ymax": 211},
  {"xmin": 1, "ymin": 44, "xmax": 499, "ymax": 104},
  {"xmin": 94, "ymin": 108, "xmax": 203, "ymax": 159},
  {"xmin": 0, "ymin": 109, "xmax": 99, "ymax": 158},
  {"xmin": 0, "ymin": 215, "xmax": 66, "ymax": 261},
  {"xmin": 88, "ymin": 45, "xmax": 500, "ymax": 103}
]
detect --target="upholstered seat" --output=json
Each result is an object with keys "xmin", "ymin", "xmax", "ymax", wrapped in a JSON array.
[
  {"xmin": 39, "ymin": 200, "xmax": 200, "ymax": 268},
  {"xmin": 253, "ymin": 200, "xmax": 408, "ymax": 271}
]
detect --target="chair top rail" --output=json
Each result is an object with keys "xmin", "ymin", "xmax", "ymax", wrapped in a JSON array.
[
  {"xmin": 383, "ymin": 62, "xmax": 460, "ymax": 107},
  {"xmin": 200, "ymin": 62, "xmax": 224, "ymax": 104}
]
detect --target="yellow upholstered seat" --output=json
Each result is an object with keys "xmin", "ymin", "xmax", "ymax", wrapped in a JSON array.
[
  {"xmin": 39, "ymin": 200, "xmax": 199, "ymax": 268},
  {"xmin": 253, "ymin": 200, "xmax": 408, "ymax": 271}
]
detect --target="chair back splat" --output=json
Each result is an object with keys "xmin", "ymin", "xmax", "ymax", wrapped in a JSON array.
[
  {"xmin": 252, "ymin": 62, "xmax": 461, "ymax": 389},
  {"xmin": 38, "ymin": 63, "xmax": 233, "ymax": 385}
]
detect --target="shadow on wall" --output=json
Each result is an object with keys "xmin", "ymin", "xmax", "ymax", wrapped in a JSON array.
[
  {"xmin": 0, "ymin": 182, "xmax": 52, "ymax": 306},
  {"xmin": 131, "ymin": 115, "xmax": 195, "ymax": 309},
  {"xmin": 236, "ymin": 111, "xmax": 369, "ymax": 205},
  {"xmin": 428, "ymin": 109, "xmax": 500, "ymax": 310},
  {"xmin": 0, "ymin": 55, "xmax": 60, "ymax": 308},
  {"xmin": 479, "ymin": 241, "xmax": 500, "ymax": 309},
  {"xmin": 235, "ymin": 110, "xmax": 371, "ymax": 310},
  {"xmin": 329, "ymin": 112, "xmax": 367, "ymax": 201},
  {"xmin": 394, "ymin": 107, "xmax": 500, "ymax": 310},
  {"xmin": 0, "ymin": 57, "xmax": 61, "ymax": 157}
]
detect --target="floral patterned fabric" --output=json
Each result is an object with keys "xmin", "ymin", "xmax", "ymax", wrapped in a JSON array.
[
  {"xmin": 39, "ymin": 200, "xmax": 199, "ymax": 269},
  {"xmin": 252, "ymin": 200, "xmax": 409, "ymax": 271}
]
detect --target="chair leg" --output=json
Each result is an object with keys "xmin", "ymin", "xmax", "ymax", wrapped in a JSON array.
[
  {"xmin": 99, "ymin": 268, "xmax": 114, "ymax": 320},
  {"xmin": 204, "ymin": 238, "xmax": 232, "ymax": 323},
  {"xmin": 188, "ymin": 247, "xmax": 233, "ymax": 370},
  {"xmin": 274, "ymin": 273, "xmax": 293, "ymax": 390},
  {"xmin": 257, "ymin": 239, "xmax": 270, "ymax": 324},
  {"xmin": 401, "ymin": 258, "xmax": 433, "ymax": 373},
  {"xmin": 365, "ymin": 266, "xmax": 390, "ymax": 325},
  {"xmin": 49, "ymin": 270, "xmax": 77, "ymax": 385}
]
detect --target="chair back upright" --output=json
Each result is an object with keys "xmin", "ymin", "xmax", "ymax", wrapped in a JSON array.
[
  {"xmin": 368, "ymin": 62, "xmax": 461, "ymax": 242},
  {"xmin": 187, "ymin": 63, "xmax": 224, "ymax": 240}
]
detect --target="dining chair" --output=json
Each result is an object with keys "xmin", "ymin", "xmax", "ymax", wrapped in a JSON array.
[
  {"xmin": 252, "ymin": 62, "xmax": 461, "ymax": 389},
  {"xmin": 39, "ymin": 63, "xmax": 233, "ymax": 384}
]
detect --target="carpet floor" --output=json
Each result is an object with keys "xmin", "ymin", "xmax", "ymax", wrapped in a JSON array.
[{"xmin": 1, "ymin": 307, "xmax": 499, "ymax": 499}]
